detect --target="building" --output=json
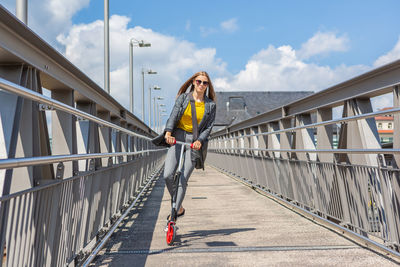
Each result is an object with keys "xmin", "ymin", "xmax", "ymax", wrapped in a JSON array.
[
  {"xmin": 375, "ymin": 107, "xmax": 394, "ymax": 144},
  {"xmin": 213, "ymin": 91, "xmax": 314, "ymax": 131}
]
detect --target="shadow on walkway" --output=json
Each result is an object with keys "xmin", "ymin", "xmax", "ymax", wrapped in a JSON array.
[
  {"xmin": 92, "ymin": 175, "xmax": 165, "ymax": 266},
  {"xmin": 175, "ymin": 228, "xmax": 256, "ymax": 247},
  {"xmin": 92, "ymin": 172, "xmax": 256, "ymax": 266}
]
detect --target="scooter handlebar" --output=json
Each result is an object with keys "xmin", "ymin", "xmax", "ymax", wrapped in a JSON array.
[{"xmin": 173, "ymin": 140, "xmax": 194, "ymax": 148}]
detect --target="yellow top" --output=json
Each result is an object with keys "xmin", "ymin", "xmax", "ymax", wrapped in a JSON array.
[{"xmin": 177, "ymin": 101, "xmax": 205, "ymax": 133}]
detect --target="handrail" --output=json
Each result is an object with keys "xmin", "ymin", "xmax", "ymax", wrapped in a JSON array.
[
  {"xmin": 212, "ymin": 106, "xmax": 400, "ymax": 140},
  {"xmin": 210, "ymin": 148, "xmax": 400, "ymax": 154},
  {"xmin": 0, "ymin": 158, "xmax": 157, "ymax": 202},
  {"xmin": 0, "ymin": 148, "xmax": 166, "ymax": 169},
  {"xmin": 0, "ymin": 77, "xmax": 152, "ymax": 141}
]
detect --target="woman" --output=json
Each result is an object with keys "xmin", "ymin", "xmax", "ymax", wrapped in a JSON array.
[{"xmin": 163, "ymin": 71, "xmax": 216, "ymax": 222}]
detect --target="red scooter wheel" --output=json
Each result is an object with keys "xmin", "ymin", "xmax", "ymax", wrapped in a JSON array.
[{"xmin": 166, "ymin": 221, "xmax": 176, "ymax": 246}]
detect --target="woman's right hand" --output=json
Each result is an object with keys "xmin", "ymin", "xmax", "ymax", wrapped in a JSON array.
[{"xmin": 164, "ymin": 131, "xmax": 175, "ymax": 145}]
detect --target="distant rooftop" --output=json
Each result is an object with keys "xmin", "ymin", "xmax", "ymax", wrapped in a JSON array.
[{"xmin": 214, "ymin": 91, "xmax": 314, "ymax": 131}]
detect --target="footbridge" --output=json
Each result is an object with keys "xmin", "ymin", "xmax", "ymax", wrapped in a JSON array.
[{"xmin": 1, "ymin": 5, "xmax": 400, "ymax": 266}]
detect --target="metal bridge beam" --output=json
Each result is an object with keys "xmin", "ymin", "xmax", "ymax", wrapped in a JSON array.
[{"xmin": 337, "ymin": 98, "xmax": 381, "ymax": 165}]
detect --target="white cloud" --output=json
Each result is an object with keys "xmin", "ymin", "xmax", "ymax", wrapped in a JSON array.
[
  {"xmin": 200, "ymin": 18, "xmax": 238, "ymax": 37},
  {"xmin": 57, "ymin": 15, "xmax": 228, "ymax": 119},
  {"xmin": 185, "ymin": 20, "xmax": 191, "ymax": 31},
  {"xmin": 374, "ymin": 36, "xmax": 400, "ymax": 67},
  {"xmin": 46, "ymin": 0, "xmax": 90, "ymax": 23},
  {"xmin": 297, "ymin": 31, "xmax": 349, "ymax": 60},
  {"xmin": 214, "ymin": 39, "xmax": 369, "ymax": 92},
  {"xmin": 2, "ymin": 0, "xmax": 395, "ymax": 125},
  {"xmin": 200, "ymin": 26, "xmax": 217, "ymax": 37},
  {"xmin": 220, "ymin": 18, "xmax": 238, "ymax": 33},
  {"xmin": 1, "ymin": 0, "xmax": 89, "ymax": 49}
]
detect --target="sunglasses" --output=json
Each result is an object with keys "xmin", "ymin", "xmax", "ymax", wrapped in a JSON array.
[{"xmin": 195, "ymin": 80, "xmax": 209, "ymax": 86}]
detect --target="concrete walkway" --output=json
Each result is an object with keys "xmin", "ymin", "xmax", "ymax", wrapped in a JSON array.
[{"xmin": 91, "ymin": 167, "xmax": 398, "ymax": 266}]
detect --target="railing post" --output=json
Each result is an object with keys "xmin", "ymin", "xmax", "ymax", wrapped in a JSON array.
[
  {"xmin": 267, "ymin": 121, "xmax": 281, "ymax": 194},
  {"xmin": 294, "ymin": 113, "xmax": 317, "ymax": 208},
  {"xmin": 98, "ymin": 111, "xmax": 112, "ymax": 167},
  {"xmin": 257, "ymin": 124, "xmax": 269, "ymax": 188},
  {"xmin": 126, "ymin": 125, "xmax": 134, "ymax": 162},
  {"xmin": 316, "ymin": 108, "xmax": 333, "ymax": 162},
  {"xmin": 388, "ymin": 85, "xmax": 400, "ymax": 245},
  {"xmin": 247, "ymin": 127, "xmax": 257, "ymax": 184},
  {"xmin": 279, "ymin": 118, "xmax": 292, "ymax": 159},
  {"xmin": 279, "ymin": 117, "xmax": 296, "ymax": 200},
  {"xmin": 52, "ymin": 89, "xmax": 77, "ymax": 178},
  {"xmin": 76, "ymin": 102, "xmax": 100, "ymax": 171},
  {"xmin": 111, "ymin": 117, "xmax": 122, "ymax": 164},
  {"xmin": 121, "ymin": 121, "xmax": 128, "ymax": 163},
  {"xmin": 294, "ymin": 114, "xmax": 316, "ymax": 161},
  {"xmin": 238, "ymin": 130, "xmax": 246, "ymax": 179},
  {"xmin": 267, "ymin": 122, "xmax": 280, "ymax": 158},
  {"xmin": 218, "ymin": 135, "xmax": 226, "ymax": 171},
  {"xmin": 393, "ymin": 85, "xmax": 400, "ymax": 167},
  {"xmin": 231, "ymin": 132, "xmax": 239, "ymax": 176},
  {"xmin": 242, "ymin": 128, "xmax": 252, "ymax": 183}
]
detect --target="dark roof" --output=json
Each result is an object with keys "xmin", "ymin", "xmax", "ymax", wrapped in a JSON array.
[{"xmin": 213, "ymin": 91, "xmax": 314, "ymax": 131}]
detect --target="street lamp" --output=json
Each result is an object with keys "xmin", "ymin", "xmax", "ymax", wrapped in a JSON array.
[
  {"xmin": 155, "ymin": 103, "xmax": 166, "ymax": 133},
  {"xmin": 141, "ymin": 68, "xmax": 157, "ymax": 121},
  {"xmin": 158, "ymin": 104, "xmax": 166, "ymax": 132},
  {"xmin": 129, "ymin": 38, "xmax": 151, "ymax": 114},
  {"xmin": 153, "ymin": 97, "xmax": 164, "ymax": 130},
  {"xmin": 157, "ymin": 103, "xmax": 166, "ymax": 131},
  {"xmin": 104, "ymin": 0, "xmax": 110, "ymax": 93},
  {"xmin": 159, "ymin": 112, "xmax": 168, "ymax": 133},
  {"xmin": 16, "ymin": 0, "xmax": 28, "ymax": 24},
  {"xmin": 149, "ymin": 86, "xmax": 161, "ymax": 126}
]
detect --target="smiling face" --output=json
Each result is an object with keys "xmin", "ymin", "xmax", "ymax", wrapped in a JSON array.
[{"xmin": 192, "ymin": 75, "xmax": 209, "ymax": 96}]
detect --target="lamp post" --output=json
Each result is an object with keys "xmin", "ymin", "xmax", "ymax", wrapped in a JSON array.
[
  {"xmin": 156, "ymin": 103, "xmax": 165, "ymax": 133},
  {"xmin": 16, "ymin": 0, "xmax": 28, "ymax": 24},
  {"xmin": 129, "ymin": 39, "xmax": 151, "ymax": 114},
  {"xmin": 141, "ymin": 68, "xmax": 157, "ymax": 121},
  {"xmin": 153, "ymin": 97, "xmax": 164, "ymax": 130},
  {"xmin": 149, "ymin": 86, "xmax": 161, "ymax": 126},
  {"xmin": 104, "ymin": 0, "xmax": 110, "ymax": 93},
  {"xmin": 159, "ymin": 112, "xmax": 168, "ymax": 133},
  {"xmin": 159, "ymin": 104, "xmax": 166, "ymax": 130}
]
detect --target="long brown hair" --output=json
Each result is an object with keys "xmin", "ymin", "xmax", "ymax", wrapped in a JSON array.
[{"xmin": 176, "ymin": 71, "xmax": 216, "ymax": 101}]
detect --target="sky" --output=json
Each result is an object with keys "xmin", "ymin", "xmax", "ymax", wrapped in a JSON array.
[{"xmin": 1, "ymin": 0, "xmax": 400, "ymax": 126}]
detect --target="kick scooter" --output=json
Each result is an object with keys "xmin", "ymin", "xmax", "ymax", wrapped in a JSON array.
[{"xmin": 166, "ymin": 140, "xmax": 193, "ymax": 246}]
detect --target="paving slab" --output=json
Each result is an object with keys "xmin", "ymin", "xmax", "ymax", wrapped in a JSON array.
[{"xmin": 91, "ymin": 167, "xmax": 399, "ymax": 267}]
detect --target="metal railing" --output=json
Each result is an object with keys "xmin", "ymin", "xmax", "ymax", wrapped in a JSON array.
[
  {"xmin": 0, "ymin": 78, "xmax": 167, "ymax": 267},
  {"xmin": 207, "ymin": 59, "xmax": 400, "ymax": 259},
  {"xmin": 0, "ymin": 5, "xmax": 167, "ymax": 266}
]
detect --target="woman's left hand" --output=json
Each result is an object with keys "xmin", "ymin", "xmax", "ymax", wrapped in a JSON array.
[{"xmin": 192, "ymin": 140, "xmax": 202, "ymax": 150}]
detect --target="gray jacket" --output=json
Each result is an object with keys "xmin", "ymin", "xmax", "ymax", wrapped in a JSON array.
[{"xmin": 165, "ymin": 92, "xmax": 216, "ymax": 144}]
